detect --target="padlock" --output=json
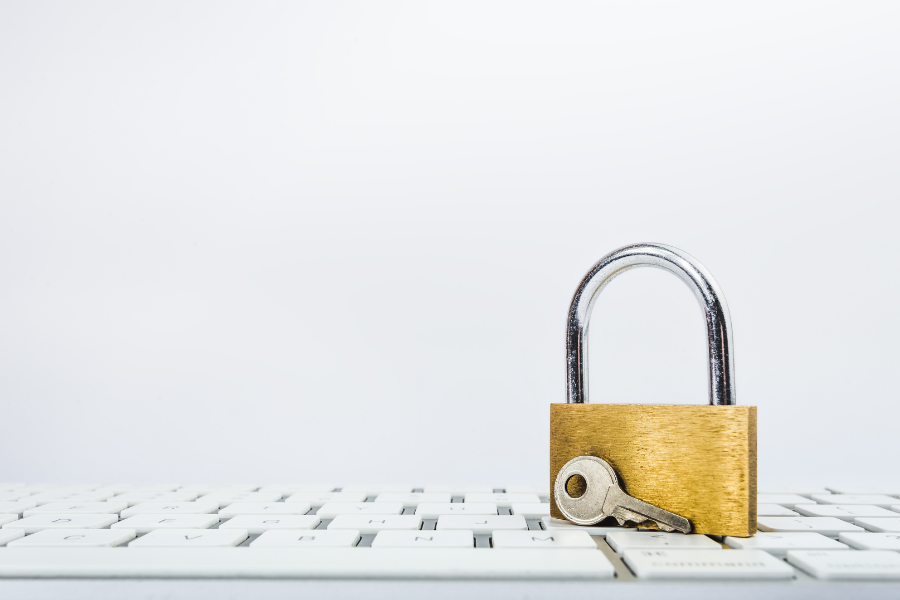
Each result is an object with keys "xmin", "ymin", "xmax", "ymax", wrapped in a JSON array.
[{"xmin": 549, "ymin": 243, "xmax": 757, "ymax": 537}]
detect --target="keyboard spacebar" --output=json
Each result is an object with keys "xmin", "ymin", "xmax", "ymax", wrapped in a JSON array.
[{"xmin": 0, "ymin": 548, "xmax": 614, "ymax": 580}]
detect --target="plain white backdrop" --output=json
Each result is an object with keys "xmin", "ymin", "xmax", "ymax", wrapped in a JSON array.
[{"xmin": 0, "ymin": 1, "xmax": 897, "ymax": 488}]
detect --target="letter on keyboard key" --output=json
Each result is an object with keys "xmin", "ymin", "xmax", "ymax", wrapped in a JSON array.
[
  {"xmin": 756, "ymin": 494, "xmax": 815, "ymax": 509},
  {"xmin": 9, "ymin": 529, "xmax": 136, "ymax": 547},
  {"xmin": 2, "ymin": 514, "xmax": 117, "ymax": 533},
  {"xmin": 811, "ymin": 494, "xmax": 900, "ymax": 508},
  {"xmin": 509, "ymin": 503, "xmax": 550, "ymax": 519},
  {"xmin": 606, "ymin": 531, "xmax": 721, "ymax": 553},
  {"xmin": 0, "ymin": 501, "xmax": 37, "ymax": 516},
  {"xmin": 285, "ymin": 492, "xmax": 367, "ymax": 506},
  {"xmin": 327, "ymin": 515, "xmax": 422, "ymax": 534},
  {"xmin": 794, "ymin": 504, "xmax": 898, "ymax": 521},
  {"xmin": 436, "ymin": 515, "xmax": 527, "ymax": 535},
  {"xmin": 724, "ymin": 532, "xmax": 849, "ymax": 557},
  {"xmin": 415, "ymin": 503, "xmax": 498, "ymax": 518},
  {"xmin": 464, "ymin": 493, "xmax": 541, "ymax": 507},
  {"xmin": 0, "ymin": 530, "xmax": 24, "ymax": 546},
  {"xmin": 112, "ymin": 514, "xmax": 219, "ymax": 533},
  {"xmin": 129, "ymin": 529, "xmax": 248, "ymax": 547},
  {"xmin": 374, "ymin": 493, "xmax": 450, "ymax": 507},
  {"xmin": 787, "ymin": 550, "xmax": 900, "ymax": 580},
  {"xmin": 492, "ymin": 530, "xmax": 596, "ymax": 549},
  {"xmin": 623, "ymin": 549, "xmax": 795, "ymax": 580},
  {"xmin": 855, "ymin": 518, "xmax": 900, "ymax": 533},
  {"xmin": 113, "ymin": 492, "xmax": 199, "ymax": 506},
  {"xmin": 23, "ymin": 502, "xmax": 127, "ymax": 516},
  {"xmin": 250, "ymin": 530, "xmax": 360, "ymax": 547},
  {"xmin": 120, "ymin": 502, "xmax": 219, "ymax": 517},
  {"xmin": 757, "ymin": 517, "xmax": 865, "ymax": 537},
  {"xmin": 317, "ymin": 502, "xmax": 404, "ymax": 518},
  {"xmin": 757, "ymin": 504, "xmax": 800, "ymax": 517},
  {"xmin": 198, "ymin": 491, "xmax": 283, "ymax": 507},
  {"xmin": 371, "ymin": 530, "xmax": 474, "ymax": 548},
  {"xmin": 838, "ymin": 532, "xmax": 900, "ymax": 551},
  {"xmin": 220, "ymin": 515, "xmax": 321, "ymax": 533},
  {"xmin": 218, "ymin": 502, "xmax": 311, "ymax": 518}
]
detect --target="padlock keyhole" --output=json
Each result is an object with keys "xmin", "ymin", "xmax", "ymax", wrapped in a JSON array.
[{"xmin": 565, "ymin": 474, "xmax": 587, "ymax": 498}]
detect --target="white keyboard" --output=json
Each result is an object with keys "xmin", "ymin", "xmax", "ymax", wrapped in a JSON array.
[{"xmin": 1, "ymin": 483, "xmax": 900, "ymax": 600}]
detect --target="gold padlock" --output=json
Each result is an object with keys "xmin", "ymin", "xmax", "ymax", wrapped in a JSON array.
[{"xmin": 549, "ymin": 243, "xmax": 756, "ymax": 537}]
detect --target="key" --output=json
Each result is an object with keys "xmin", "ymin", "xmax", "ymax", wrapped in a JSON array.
[
  {"xmin": 758, "ymin": 504, "xmax": 800, "ymax": 516},
  {"xmin": 794, "ymin": 504, "xmax": 898, "ymax": 521},
  {"xmin": 0, "ymin": 530, "xmax": 24, "ymax": 546},
  {"xmin": 756, "ymin": 494, "xmax": 817, "ymax": 509},
  {"xmin": 9, "ymin": 529, "xmax": 136, "ymax": 547},
  {"xmin": 112, "ymin": 492, "xmax": 199, "ymax": 506},
  {"xmin": 112, "ymin": 514, "xmax": 219, "ymax": 533},
  {"xmin": 811, "ymin": 494, "xmax": 899, "ymax": 508},
  {"xmin": 374, "ymin": 493, "xmax": 450, "ymax": 507},
  {"xmin": 327, "ymin": 515, "xmax": 421, "ymax": 534},
  {"xmin": 340, "ymin": 485, "xmax": 413, "ymax": 494},
  {"xmin": 16, "ymin": 484, "xmax": 100, "ymax": 494},
  {"xmin": 554, "ymin": 456, "xmax": 691, "ymax": 533},
  {"xmin": 839, "ymin": 532, "xmax": 900, "ymax": 551},
  {"xmin": 606, "ymin": 531, "xmax": 721, "ymax": 554},
  {"xmin": 120, "ymin": 502, "xmax": 219, "ymax": 517},
  {"xmin": 0, "ymin": 516, "xmax": 17, "ymax": 527},
  {"xmin": 541, "ymin": 516, "xmax": 636, "ymax": 536},
  {"xmin": 724, "ymin": 532, "xmax": 849, "ymax": 557},
  {"xmin": 28, "ymin": 490, "xmax": 115, "ymax": 505},
  {"xmin": 316, "ymin": 502, "xmax": 403, "ymax": 518},
  {"xmin": 422, "ymin": 485, "xmax": 494, "ymax": 494},
  {"xmin": 220, "ymin": 515, "xmax": 320, "ymax": 533},
  {"xmin": 2, "ymin": 514, "xmax": 117, "ymax": 533},
  {"xmin": 130, "ymin": 529, "xmax": 249, "ymax": 547},
  {"xmin": 464, "ymin": 493, "xmax": 541, "ymax": 508},
  {"xmin": 285, "ymin": 492, "xmax": 367, "ymax": 506},
  {"xmin": 0, "ymin": 501, "xmax": 37, "ymax": 516},
  {"xmin": 623, "ymin": 549, "xmax": 794, "ymax": 580},
  {"xmin": 436, "ymin": 515, "xmax": 527, "ymax": 535},
  {"xmin": 787, "ymin": 550, "xmax": 900, "ymax": 580},
  {"xmin": 372, "ymin": 530, "xmax": 474, "ymax": 548},
  {"xmin": 0, "ymin": 484, "xmax": 24, "ymax": 492},
  {"xmin": 415, "ymin": 503, "xmax": 497, "ymax": 518},
  {"xmin": 757, "ymin": 516, "xmax": 865, "ymax": 537},
  {"xmin": 23, "ymin": 502, "xmax": 127, "ymax": 516},
  {"xmin": 854, "ymin": 517, "xmax": 900, "ymax": 533},
  {"xmin": 218, "ymin": 502, "xmax": 312, "ymax": 518},
  {"xmin": 250, "ymin": 530, "xmax": 361, "ymax": 547},
  {"xmin": 197, "ymin": 491, "xmax": 283, "ymax": 507},
  {"xmin": 492, "ymin": 530, "xmax": 596, "ymax": 549},
  {"xmin": 510, "ymin": 503, "xmax": 550, "ymax": 519},
  {"xmin": 0, "ymin": 492, "xmax": 31, "ymax": 502}
]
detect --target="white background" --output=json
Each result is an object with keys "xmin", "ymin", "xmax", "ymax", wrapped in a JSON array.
[{"xmin": 1, "ymin": 1, "xmax": 897, "ymax": 488}]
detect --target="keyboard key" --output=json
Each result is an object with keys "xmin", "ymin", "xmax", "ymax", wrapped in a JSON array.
[
  {"xmin": 23, "ymin": 502, "xmax": 127, "ymax": 516},
  {"xmin": 328, "ymin": 515, "xmax": 422, "ymax": 534},
  {"xmin": 492, "ymin": 530, "xmax": 596, "ymax": 549},
  {"xmin": 509, "ymin": 503, "xmax": 550, "ymax": 519},
  {"xmin": 724, "ymin": 532, "xmax": 849, "ymax": 557},
  {"xmin": 285, "ymin": 492, "xmax": 367, "ymax": 506},
  {"xmin": 794, "ymin": 504, "xmax": 898, "ymax": 521},
  {"xmin": 28, "ymin": 490, "xmax": 115, "ymax": 505},
  {"xmin": 9, "ymin": 529, "xmax": 136, "ymax": 547},
  {"xmin": 317, "ymin": 502, "xmax": 404, "ymax": 518},
  {"xmin": 198, "ymin": 491, "xmax": 283, "ymax": 507},
  {"xmin": 504, "ymin": 486, "xmax": 550, "ymax": 499},
  {"xmin": 372, "ymin": 530, "xmax": 473, "ymax": 548},
  {"xmin": 0, "ymin": 501, "xmax": 37, "ymax": 516},
  {"xmin": 129, "ymin": 529, "xmax": 248, "ymax": 547},
  {"xmin": 340, "ymin": 485, "xmax": 413, "ymax": 494},
  {"xmin": 437, "ymin": 515, "xmax": 527, "ymax": 535},
  {"xmin": 756, "ymin": 494, "xmax": 816, "ymax": 509},
  {"xmin": 811, "ymin": 494, "xmax": 899, "ymax": 508},
  {"xmin": 373, "ymin": 493, "xmax": 450, "ymax": 507},
  {"xmin": 0, "ymin": 484, "xmax": 24, "ymax": 492},
  {"xmin": 787, "ymin": 550, "xmax": 900, "ymax": 580},
  {"xmin": 0, "ymin": 491, "xmax": 31, "ymax": 502},
  {"xmin": 757, "ymin": 504, "xmax": 800, "ymax": 517},
  {"xmin": 258, "ymin": 484, "xmax": 335, "ymax": 494},
  {"xmin": 0, "ymin": 530, "xmax": 24, "ymax": 546},
  {"xmin": 218, "ymin": 502, "xmax": 312, "ymax": 518},
  {"xmin": 464, "ymin": 493, "xmax": 541, "ymax": 507},
  {"xmin": 98, "ymin": 484, "xmax": 180, "ymax": 494},
  {"xmin": 415, "ymin": 503, "xmax": 497, "ymax": 518},
  {"xmin": 178, "ymin": 484, "xmax": 258, "ymax": 495},
  {"xmin": 623, "ymin": 549, "xmax": 794, "ymax": 580},
  {"xmin": 541, "ymin": 516, "xmax": 636, "ymax": 536},
  {"xmin": 758, "ymin": 486, "xmax": 830, "ymax": 497},
  {"xmin": 112, "ymin": 514, "xmax": 219, "ymax": 533},
  {"xmin": 113, "ymin": 492, "xmax": 199, "ymax": 506},
  {"xmin": 838, "ymin": 532, "xmax": 900, "ymax": 551},
  {"xmin": 17, "ymin": 484, "xmax": 100, "ymax": 494},
  {"xmin": 0, "ymin": 516, "xmax": 17, "ymax": 527},
  {"xmin": 757, "ymin": 517, "xmax": 864, "ymax": 537},
  {"xmin": 220, "ymin": 515, "xmax": 320, "ymax": 533},
  {"xmin": 855, "ymin": 518, "xmax": 900, "ymax": 533},
  {"xmin": 251, "ymin": 530, "xmax": 360, "ymax": 547},
  {"xmin": 826, "ymin": 485, "xmax": 900, "ymax": 496},
  {"xmin": 120, "ymin": 502, "xmax": 219, "ymax": 517},
  {"xmin": 422, "ymin": 485, "xmax": 494, "ymax": 494},
  {"xmin": 606, "ymin": 531, "xmax": 721, "ymax": 553},
  {"xmin": 2, "ymin": 514, "xmax": 117, "ymax": 533}
]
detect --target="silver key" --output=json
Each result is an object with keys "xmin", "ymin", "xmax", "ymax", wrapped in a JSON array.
[{"xmin": 554, "ymin": 455, "xmax": 691, "ymax": 533}]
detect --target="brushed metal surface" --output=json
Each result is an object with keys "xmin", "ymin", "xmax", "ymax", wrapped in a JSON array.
[{"xmin": 550, "ymin": 404, "xmax": 757, "ymax": 537}]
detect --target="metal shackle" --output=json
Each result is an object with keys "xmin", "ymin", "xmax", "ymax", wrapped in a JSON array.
[{"xmin": 566, "ymin": 243, "xmax": 736, "ymax": 406}]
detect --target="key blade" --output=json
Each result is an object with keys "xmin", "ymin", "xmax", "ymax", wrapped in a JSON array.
[{"xmin": 605, "ymin": 488, "xmax": 692, "ymax": 534}]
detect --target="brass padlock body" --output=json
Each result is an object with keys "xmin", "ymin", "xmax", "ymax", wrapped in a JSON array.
[{"xmin": 550, "ymin": 403, "xmax": 757, "ymax": 537}]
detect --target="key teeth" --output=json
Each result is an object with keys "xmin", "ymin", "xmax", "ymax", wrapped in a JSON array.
[
  {"xmin": 656, "ymin": 522, "xmax": 676, "ymax": 532},
  {"xmin": 615, "ymin": 517, "xmax": 626, "ymax": 526}
]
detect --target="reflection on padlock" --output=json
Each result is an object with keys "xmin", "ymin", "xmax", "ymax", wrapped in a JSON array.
[{"xmin": 549, "ymin": 243, "xmax": 757, "ymax": 537}]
